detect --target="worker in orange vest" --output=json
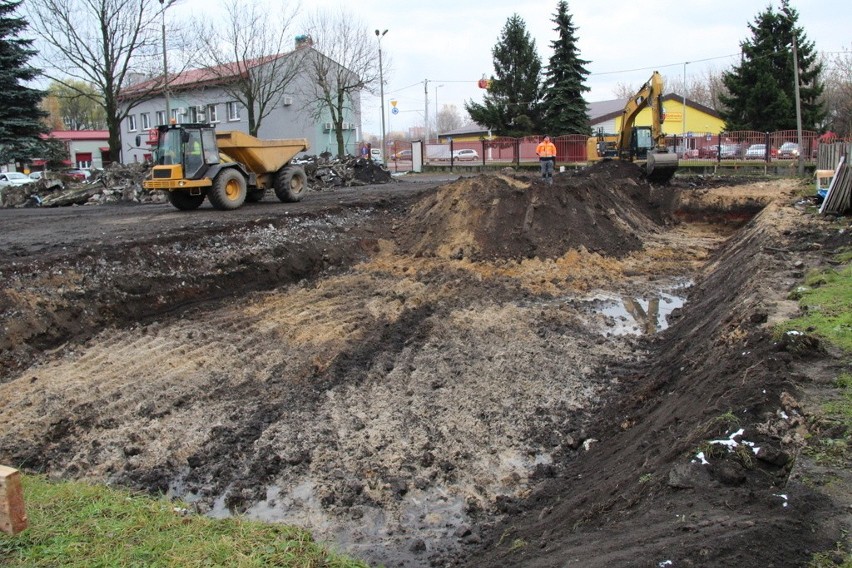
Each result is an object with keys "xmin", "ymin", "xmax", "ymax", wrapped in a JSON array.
[{"xmin": 536, "ymin": 135, "xmax": 557, "ymax": 184}]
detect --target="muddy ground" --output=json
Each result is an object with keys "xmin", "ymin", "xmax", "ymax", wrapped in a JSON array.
[{"xmin": 0, "ymin": 164, "xmax": 849, "ymax": 567}]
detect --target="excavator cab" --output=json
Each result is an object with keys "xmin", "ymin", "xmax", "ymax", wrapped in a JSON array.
[{"xmin": 629, "ymin": 127, "xmax": 654, "ymax": 160}]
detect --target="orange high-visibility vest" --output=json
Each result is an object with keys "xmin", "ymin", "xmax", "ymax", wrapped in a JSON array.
[{"xmin": 536, "ymin": 140, "xmax": 556, "ymax": 158}]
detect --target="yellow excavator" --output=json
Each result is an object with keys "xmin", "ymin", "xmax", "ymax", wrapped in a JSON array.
[{"xmin": 616, "ymin": 70, "xmax": 679, "ymax": 183}]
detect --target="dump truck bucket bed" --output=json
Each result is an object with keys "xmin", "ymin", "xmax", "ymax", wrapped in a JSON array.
[{"xmin": 216, "ymin": 131, "xmax": 309, "ymax": 174}]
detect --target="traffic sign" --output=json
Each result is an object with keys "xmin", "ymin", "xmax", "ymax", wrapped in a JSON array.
[{"xmin": 391, "ymin": 107, "xmax": 399, "ymax": 115}]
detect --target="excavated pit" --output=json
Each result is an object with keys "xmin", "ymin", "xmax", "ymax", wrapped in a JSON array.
[{"xmin": 0, "ymin": 163, "xmax": 846, "ymax": 567}]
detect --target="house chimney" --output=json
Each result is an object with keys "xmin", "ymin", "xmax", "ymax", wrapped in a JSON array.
[{"xmin": 295, "ymin": 35, "xmax": 313, "ymax": 49}]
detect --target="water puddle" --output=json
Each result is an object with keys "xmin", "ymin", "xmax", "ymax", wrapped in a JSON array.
[
  {"xmin": 167, "ymin": 448, "xmax": 554, "ymax": 566},
  {"xmin": 590, "ymin": 281, "xmax": 690, "ymax": 336}
]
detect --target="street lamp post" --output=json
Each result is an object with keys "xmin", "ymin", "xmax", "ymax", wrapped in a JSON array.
[
  {"xmin": 159, "ymin": 0, "xmax": 173, "ymax": 121},
  {"xmin": 375, "ymin": 29, "xmax": 388, "ymax": 160}
]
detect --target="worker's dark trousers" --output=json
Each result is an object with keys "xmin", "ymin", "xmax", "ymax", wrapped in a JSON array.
[{"xmin": 540, "ymin": 158, "xmax": 554, "ymax": 182}]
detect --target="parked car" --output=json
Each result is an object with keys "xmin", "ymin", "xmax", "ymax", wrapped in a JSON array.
[
  {"xmin": 63, "ymin": 168, "xmax": 92, "ymax": 182},
  {"xmin": 698, "ymin": 146, "xmax": 719, "ymax": 159},
  {"xmin": 719, "ymin": 144, "xmax": 743, "ymax": 159},
  {"xmin": 744, "ymin": 144, "xmax": 767, "ymax": 159},
  {"xmin": 778, "ymin": 142, "xmax": 800, "ymax": 158},
  {"xmin": 369, "ymin": 148, "xmax": 384, "ymax": 165},
  {"xmin": 0, "ymin": 172, "xmax": 36, "ymax": 188},
  {"xmin": 28, "ymin": 171, "xmax": 46, "ymax": 180},
  {"xmin": 392, "ymin": 149, "xmax": 412, "ymax": 161},
  {"xmin": 452, "ymin": 149, "xmax": 479, "ymax": 161}
]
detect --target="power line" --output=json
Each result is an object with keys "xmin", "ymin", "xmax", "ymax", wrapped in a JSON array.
[{"xmin": 590, "ymin": 53, "xmax": 741, "ymax": 76}]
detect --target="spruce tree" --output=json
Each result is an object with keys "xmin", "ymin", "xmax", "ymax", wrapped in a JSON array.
[
  {"xmin": 719, "ymin": 0, "xmax": 824, "ymax": 132},
  {"xmin": 541, "ymin": 1, "xmax": 591, "ymax": 136},
  {"xmin": 0, "ymin": 0, "xmax": 48, "ymax": 165},
  {"xmin": 465, "ymin": 14, "xmax": 542, "ymax": 137}
]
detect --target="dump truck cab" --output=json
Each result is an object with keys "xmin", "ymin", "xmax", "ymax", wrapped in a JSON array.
[
  {"xmin": 149, "ymin": 123, "xmax": 229, "ymax": 186},
  {"xmin": 142, "ymin": 123, "xmax": 309, "ymax": 211}
]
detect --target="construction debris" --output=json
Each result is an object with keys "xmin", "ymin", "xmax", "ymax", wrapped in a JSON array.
[
  {"xmin": 294, "ymin": 154, "xmax": 392, "ymax": 188},
  {"xmin": 0, "ymin": 155, "xmax": 391, "ymax": 209},
  {"xmin": 0, "ymin": 163, "xmax": 165, "ymax": 208}
]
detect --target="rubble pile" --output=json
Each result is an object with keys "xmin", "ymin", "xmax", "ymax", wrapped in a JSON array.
[
  {"xmin": 295, "ymin": 154, "xmax": 393, "ymax": 189},
  {"xmin": 0, "ymin": 163, "xmax": 165, "ymax": 208}
]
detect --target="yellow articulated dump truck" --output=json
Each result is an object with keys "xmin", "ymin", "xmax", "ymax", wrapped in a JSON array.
[{"xmin": 141, "ymin": 123, "xmax": 309, "ymax": 211}]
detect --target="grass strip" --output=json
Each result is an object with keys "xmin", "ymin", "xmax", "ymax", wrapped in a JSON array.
[{"xmin": 0, "ymin": 475, "xmax": 368, "ymax": 568}]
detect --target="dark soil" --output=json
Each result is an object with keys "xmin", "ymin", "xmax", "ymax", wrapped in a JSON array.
[{"xmin": 0, "ymin": 164, "xmax": 849, "ymax": 568}]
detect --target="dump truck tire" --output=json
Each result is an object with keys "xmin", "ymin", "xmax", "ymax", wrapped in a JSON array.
[
  {"xmin": 275, "ymin": 166, "xmax": 308, "ymax": 203},
  {"xmin": 246, "ymin": 188, "xmax": 266, "ymax": 203},
  {"xmin": 208, "ymin": 169, "xmax": 247, "ymax": 210},
  {"xmin": 167, "ymin": 191, "xmax": 205, "ymax": 211}
]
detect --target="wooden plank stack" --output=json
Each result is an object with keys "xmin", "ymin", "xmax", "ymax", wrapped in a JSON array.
[{"xmin": 820, "ymin": 156, "xmax": 851, "ymax": 215}]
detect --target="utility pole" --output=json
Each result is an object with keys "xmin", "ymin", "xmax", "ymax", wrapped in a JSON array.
[
  {"xmin": 424, "ymin": 79, "xmax": 429, "ymax": 143},
  {"xmin": 159, "ymin": 0, "xmax": 171, "ymax": 121},
  {"xmin": 375, "ymin": 29, "xmax": 388, "ymax": 160}
]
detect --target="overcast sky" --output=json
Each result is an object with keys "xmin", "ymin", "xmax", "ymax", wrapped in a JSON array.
[{"xmin": 171, "ymin": 0, "xmax": 850, "ymax": 138}]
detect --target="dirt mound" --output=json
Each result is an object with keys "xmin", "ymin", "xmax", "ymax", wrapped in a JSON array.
[{"xmin": 396, "ymin": 161, "xmax": 671, "ymax": 261}]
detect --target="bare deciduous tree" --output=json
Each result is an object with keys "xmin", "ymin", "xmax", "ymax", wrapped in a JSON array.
[
  {"xmin": 26, "ymin": 0, "xmax": 166, "ymax": 163},
  {"xmin": 45, "ymin": 80, "xmax": 107, "ymax": 130},
  {"xmin": 302, "ymin": 7, "xmax": 380, "ymax": 157},
  {"xmin": 820, "ymin": 46, "xmax": 852, "ymax": 136},
  {"xmin": 192, "ymin": 0, "xmax": 302, "ymax": 137},
  {"xmin": 437, "ymin": 104, "xmax": 464, "ymax": 134}
]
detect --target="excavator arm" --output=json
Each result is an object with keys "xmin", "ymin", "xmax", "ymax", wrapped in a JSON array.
[{"xmin": 615, "ymin": 71, "xmax": 678, "ymax": 182}]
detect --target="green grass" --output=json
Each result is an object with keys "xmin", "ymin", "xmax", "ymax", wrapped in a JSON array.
[
  {"xmin": 779, "ymin": 264, "xmax": 852, "ymax": 353},
  {"xmin": 0, "ymin": 475, "xmax": 368, "ymax": 568}
]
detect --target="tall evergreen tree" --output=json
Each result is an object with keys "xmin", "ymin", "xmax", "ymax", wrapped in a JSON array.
[
  {"xmin": 465, "ymin": 14, "xmax": 542, "ymax": 137},
  {"xmin": 719, "ymin": 0, "xmax": 824, "ymax": 132},
  {"xmin": 541, "ymin": 1, "xmax": 590, "ymax": 135},
  {"xmin": 0, "ymin": 0, "xmax": 48, "ymax": 165}
]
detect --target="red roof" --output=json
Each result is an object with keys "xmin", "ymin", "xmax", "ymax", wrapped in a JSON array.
[
  {"xmin": 49, "ymin": 130, "xmax": 110, "ymax": 141},
  {"xmin": 120, "ymin": 52, "xmax": 292, "ymax": 97}
]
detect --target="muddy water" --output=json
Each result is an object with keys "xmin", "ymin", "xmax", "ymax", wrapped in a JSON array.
[{"xmin": 592, "ymin": 280, "xmax": 691, "ymax": 336}]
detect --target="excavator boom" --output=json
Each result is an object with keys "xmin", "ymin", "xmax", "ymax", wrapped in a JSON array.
[{"xmin": 616, "ymin": 71, "xmax": 678, "ymax": 182}]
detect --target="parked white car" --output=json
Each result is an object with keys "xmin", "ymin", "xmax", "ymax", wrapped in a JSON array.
[
  {"xmin": 370, "ymin": 148, "xmax": 384, "ymax": 164},
  {"xmin": 0, "ymin": 172, "xmax": 36, "ymax": 188},
  {"xmin": 452, "ymin": 149, "xmax": 479, "ymax": 161}
]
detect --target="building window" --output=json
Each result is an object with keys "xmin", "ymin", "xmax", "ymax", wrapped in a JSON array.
[
  {"xmin": 141, "ymin": 112, "xmax": 150, "ymax": 129},
  {"xmin": 207, "ymin": 104, "xmax": 218, "ymax": 123},
  {"xmin": 127, "ymin": 114, "xmax": 137, "ymax": 131},
  {"xmin": 226, "ymin": 101, "xmax": 241, "ymax": 121},
  {"xmin": 156, "ymin": 110, "xmax": 166, "ymax": 126},
  {"xmin": 171, "ymin": 108, "xmax": 182, "ymax": 123}
]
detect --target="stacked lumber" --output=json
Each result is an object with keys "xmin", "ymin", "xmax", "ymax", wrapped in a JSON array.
[{"xmin": 819, "ymin": 156, "xmax": 851, "ymax": 215}]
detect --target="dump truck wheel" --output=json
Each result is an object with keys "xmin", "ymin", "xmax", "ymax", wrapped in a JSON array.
[
  {"xmin": 246, "ymin": 188, "xmax": 266, "ymax": 203},
  {"xmin": 167, "ymin": 191, "xmax": 205, "ymax": 211},
  {"xmin": 275, "ymin": 166, "xmax": 308, "ymax": 203},
  {"xmin": 208, "ymin": 169, "xmax": 247, "ymax": 210}
]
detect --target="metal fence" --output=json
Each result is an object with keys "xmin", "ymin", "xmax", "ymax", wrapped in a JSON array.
[{"xmin": 381, "ymin": 130, "xmax": 849, "ymax": 169}]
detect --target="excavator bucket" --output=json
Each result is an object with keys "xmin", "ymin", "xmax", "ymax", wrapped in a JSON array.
[{"xmin": 645, "ymin": 151, "xmax": 679, "ymax": 183}]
